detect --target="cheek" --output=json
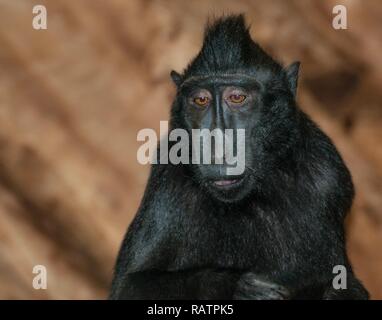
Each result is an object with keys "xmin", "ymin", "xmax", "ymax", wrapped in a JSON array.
[
  {"xmin": 185, "ymin": 107, "xmax": 213, "ymax": 129},
  {"xmin": 186, "ymin": 111, "xmax": 204, "ymax": 129},
  {"xmin": 229, "ymin": 113, "xmax": 253, "ymax": 130},
  {"xmin": 181, "ymin": 104, "xmax": 198, "ymax": 126}
]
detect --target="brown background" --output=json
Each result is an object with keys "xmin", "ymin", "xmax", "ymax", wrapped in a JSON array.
[{"xmin": 0, "ymin": 0, "xmax": 381, "ymax": 299}]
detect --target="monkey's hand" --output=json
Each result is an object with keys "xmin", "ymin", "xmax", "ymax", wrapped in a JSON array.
[{"xmin": 233, "ymin": 272, "xmax": 290, "ymax": 300}]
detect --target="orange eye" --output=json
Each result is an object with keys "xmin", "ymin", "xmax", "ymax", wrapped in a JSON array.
[
  {"xmin": 194, "ymin": 96, "xmax": 210, "ymax": 107},
  {"xmin": 229, "ymin": 94, "xmax": 246, "ymax": 104}
]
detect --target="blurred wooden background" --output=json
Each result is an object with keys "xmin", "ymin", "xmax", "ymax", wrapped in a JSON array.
[{"xmin": 0, "ymin": 0, "xmax": 381, "ymax": 299}]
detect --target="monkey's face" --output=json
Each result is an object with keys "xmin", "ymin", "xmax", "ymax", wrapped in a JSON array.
[
  {"xmin": 171, "ymin": 72, "xmax": 298, "ymax": 203},
  {"xmin": 167, "ymin": 14, "xmax": 301, "ymax": 204}
]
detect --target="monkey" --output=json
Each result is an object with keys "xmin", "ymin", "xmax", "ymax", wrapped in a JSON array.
[{"xmin": 109, "ymin": 14, "xmax": 369, "ymax": 300}]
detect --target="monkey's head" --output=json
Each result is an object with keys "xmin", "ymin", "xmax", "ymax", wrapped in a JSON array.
[{"xmin": 169, "ymin": 15, "xmax": 301, "ymax": 204}]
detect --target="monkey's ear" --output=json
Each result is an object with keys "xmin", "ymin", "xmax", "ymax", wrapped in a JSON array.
[
  {"xmin": 170, "ymin": 70, "xmax": 183, "ymax": 88},
  {"xmin": 285, "ymin": 61, "xmax": 300, "ymax": 97}
]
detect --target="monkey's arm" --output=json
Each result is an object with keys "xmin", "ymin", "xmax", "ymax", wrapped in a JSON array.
[
  {"xmin": 111, "ymin": 269, "xmax": 240, "ymax": 300},
  {"xmin": 233, "ymin": 272, "xmax": 290, "ymax": 300},
  {"xmin": 322, "ymin": 271, "xmax": 369, "ymax": 300},
  {"xmin": 233, "ymin": 270, "xmax": 368, "ymax": 300}
]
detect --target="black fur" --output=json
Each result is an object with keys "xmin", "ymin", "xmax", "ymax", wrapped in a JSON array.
[{"xmin": 110, "ymin": 15, "xmax": 369, "ymax": 299}]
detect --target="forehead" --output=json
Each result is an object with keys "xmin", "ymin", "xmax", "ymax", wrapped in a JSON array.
[{"xmin": 180, "ymin": 74, "xmax": 260, "ymax": 92}]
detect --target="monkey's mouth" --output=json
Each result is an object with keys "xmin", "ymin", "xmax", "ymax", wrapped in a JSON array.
[{"xmin": 212, "ymin": 178, "xmax": 243, "ymax": 188}]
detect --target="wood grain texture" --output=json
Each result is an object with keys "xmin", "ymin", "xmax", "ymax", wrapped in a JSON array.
[{"xmin": 0, "ymin": 0, "xmax": 381, "ymax": 299}]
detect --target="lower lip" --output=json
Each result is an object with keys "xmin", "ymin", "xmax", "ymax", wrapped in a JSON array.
[{"xmin": 213, "ymin": 179, "xmax": 242, "ymax": 187}]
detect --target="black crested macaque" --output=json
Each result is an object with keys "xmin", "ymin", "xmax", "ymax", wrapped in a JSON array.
[{"xmin": 110, "ymin": 15, "xmax": 369, "ymax": 300}]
